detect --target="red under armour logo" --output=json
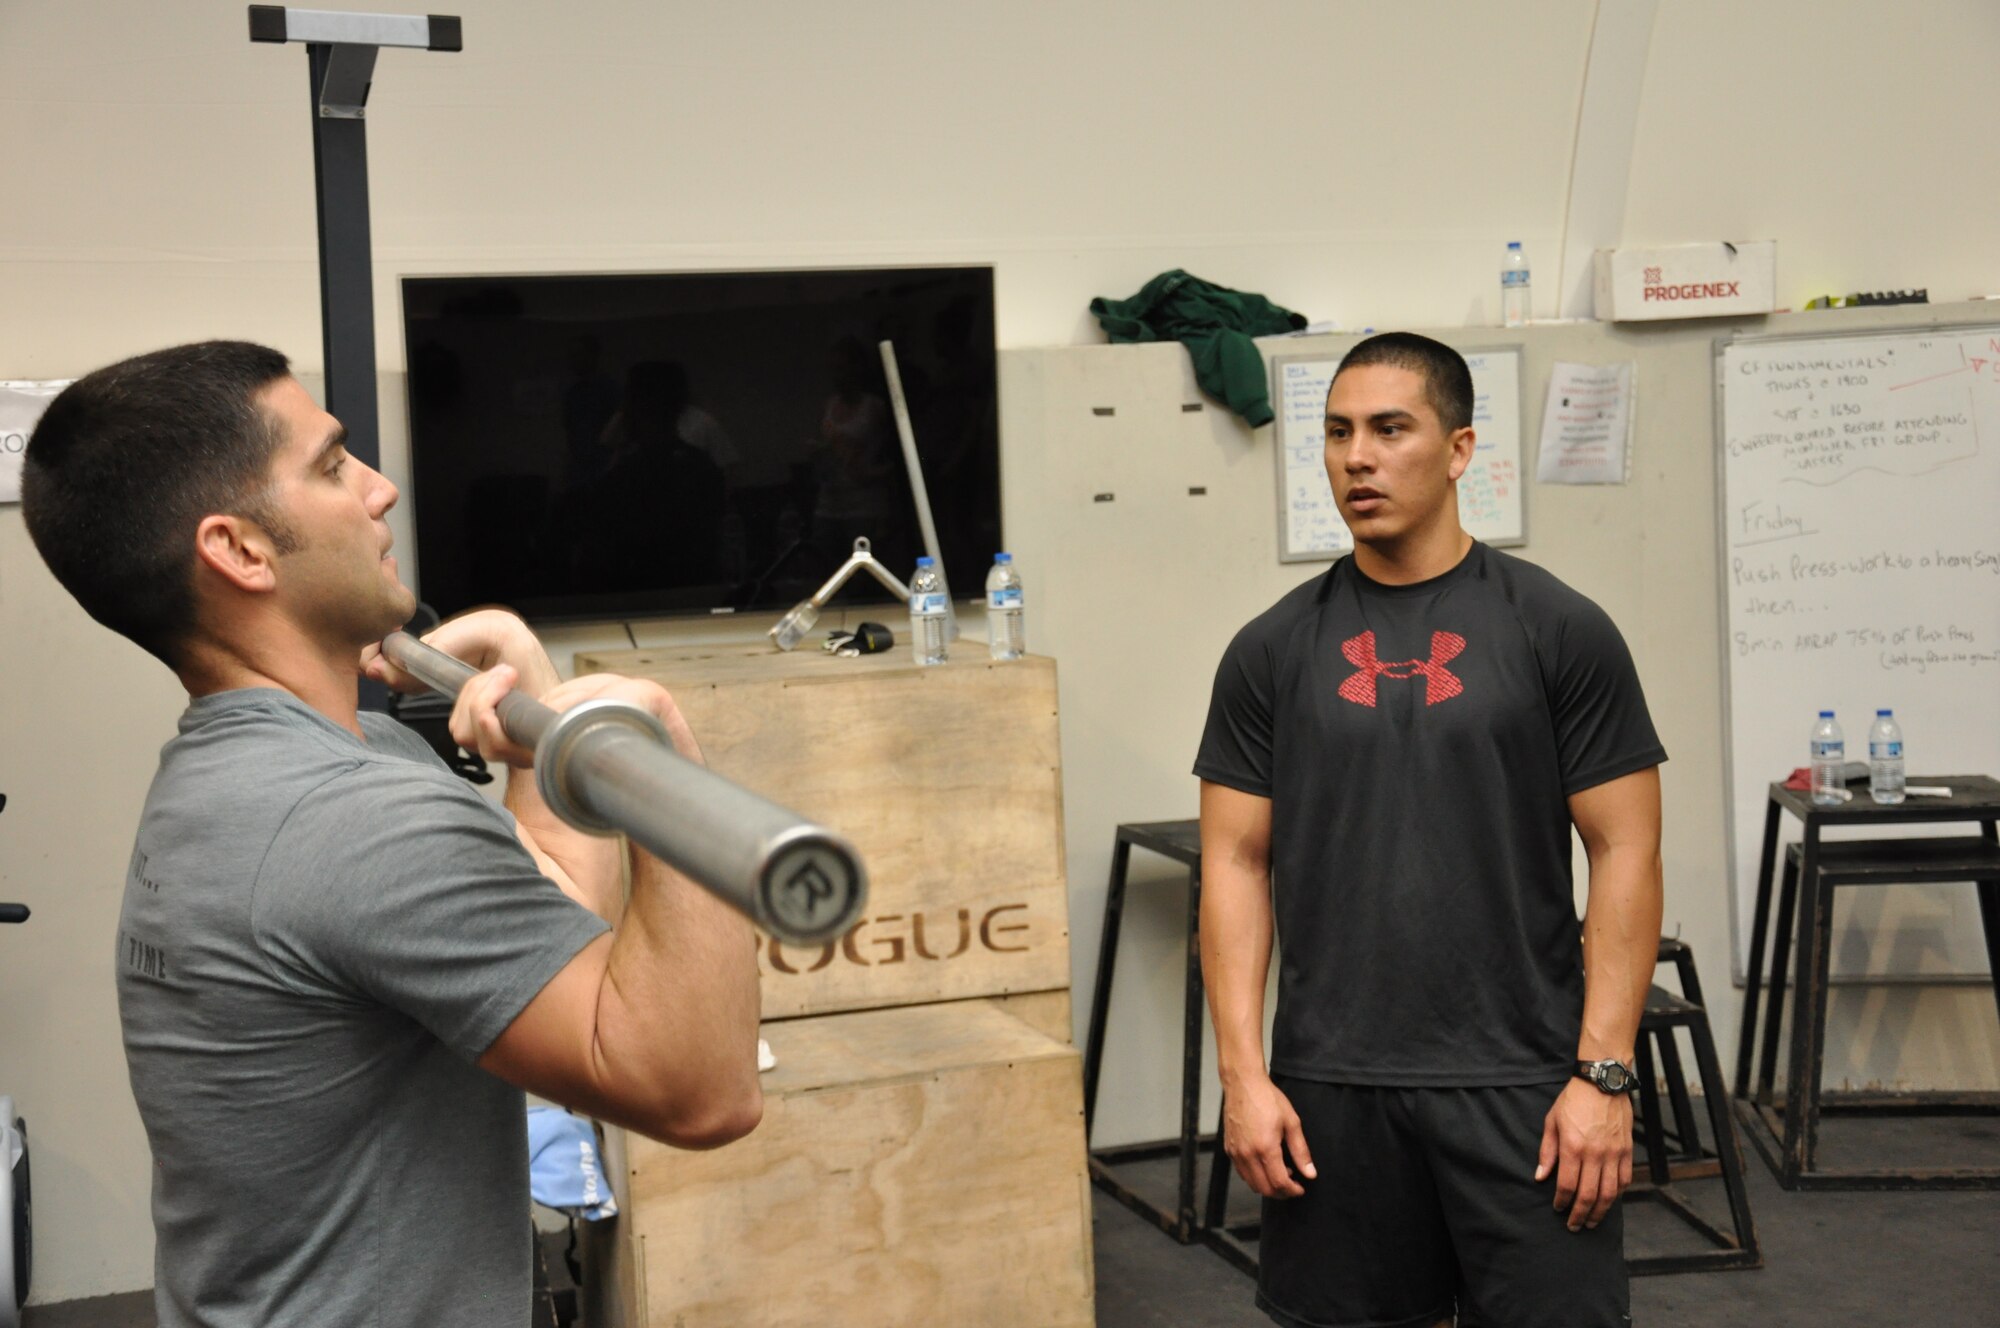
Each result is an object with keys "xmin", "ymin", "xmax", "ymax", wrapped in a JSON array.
[{"xmin": 1338, "ymin": 630, "xmax": 1466, "ymax": 707}]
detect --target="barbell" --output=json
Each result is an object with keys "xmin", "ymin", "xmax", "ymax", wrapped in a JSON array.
[{"xmin": 380, "ymin": 632, "xmax": 867, "ymax": 944}]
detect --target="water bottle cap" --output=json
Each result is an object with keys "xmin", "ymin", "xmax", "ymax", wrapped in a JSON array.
[
  {"xmin": 1818, "ymin": 710, "xmax": 1835, "ymax": 718},
  {"xmin": 995, "ymin": 552, "xmax": 1012, "ymax": 563},
  {"xmin": 916, "ymin": 556, "xmax": 934, "ymax": 567},
  {"xmin": 1876, "ymin": 708, "xmax": 1893, "ymax": 717},
  {"xmin": 1507, "ymin": 241, "xmax": 1522, "ymax": 250}
]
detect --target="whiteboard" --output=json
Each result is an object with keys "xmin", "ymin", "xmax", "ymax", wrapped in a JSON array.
[
  {"xmin": 1718, "ymin": 326, "xmax": 2000, "ymax": 979},
  {"xmin": 1270, "ymin": 347, "xmax": 1526, "ymax": 562}
]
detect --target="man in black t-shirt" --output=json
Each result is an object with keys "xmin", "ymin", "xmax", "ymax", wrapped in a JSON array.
[{"xmin": 1196, "ymin": 333, "xmax": 1665, "ymax": 1328}]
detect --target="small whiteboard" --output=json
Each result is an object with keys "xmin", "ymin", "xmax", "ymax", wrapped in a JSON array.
[
  {"xmin": 1271, "ymin": 347, "xmax": 1526, "ymax": 561},
  {"xmin": 1718, "ymin": 324, "xmax": 2000, "ymax": 979}
]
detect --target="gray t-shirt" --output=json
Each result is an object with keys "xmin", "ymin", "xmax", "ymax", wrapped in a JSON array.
[{"xmin": 116, "ymin": 689, "xmax": 609, "ymax": 1327}]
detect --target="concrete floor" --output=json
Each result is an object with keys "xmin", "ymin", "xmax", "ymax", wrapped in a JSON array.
[{"xmin": 22, "ymin": 1116, "xmax": 2000, "ymax": 1327}]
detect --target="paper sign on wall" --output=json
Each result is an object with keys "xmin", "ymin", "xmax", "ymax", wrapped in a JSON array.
[
  {"xmin": 1536, "ymin": 361, "xmax": 1634, "ymax": 485},
  {"xmin": 0, "ymin": 380, "xmax": 73, "ymax": 504}
]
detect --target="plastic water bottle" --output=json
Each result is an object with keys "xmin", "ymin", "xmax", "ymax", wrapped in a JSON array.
[
  {"xmin": 1501, "ymin": 241, "xmax": 1531, "ymax": 328},
  {"xmin": 908, "ymin": 557, "xmax": 949, "ymax": 666},
  {"xmin": 1809, "ymin": 710, "xmax": 1845, "ymax": 806},
  {"xmin": 1868, "ymin": 709, "xmax": 1905, "ymax": 804},
  {"xmin": 986, "ymin": 553, "xmax": 1025, "ymax": 662}
]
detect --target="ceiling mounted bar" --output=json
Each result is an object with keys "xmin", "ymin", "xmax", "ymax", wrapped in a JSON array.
[
  {"xmin": 249, "ymin": 7, "xmax": 460, "ymax": 117},
  {"xmin": 250, "ymin": 6, "xmax": 460, "ymax": 712},
  {"xmin": 248, "ymin": 5, "xmax": 460, "ymax": 473},
  {"xmin": 251, "ymin": 7, "xmax": 451, "ymax": 50},
  {"xmin": 314, "ymin": 43, "xmax": 378, "ymax": 119}
]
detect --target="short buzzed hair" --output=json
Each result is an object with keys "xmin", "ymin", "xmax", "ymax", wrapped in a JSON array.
[
  {"xmin": 1332, "ymin": 332, "xmax": 1475, "ymax": 434},
  {"xmin": 22, "ymin": 341, "xmax": 296, "ymax": 666}
]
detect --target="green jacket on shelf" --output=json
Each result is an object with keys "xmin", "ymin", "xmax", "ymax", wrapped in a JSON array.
[{"xmin": 1089, "ymin": 270, "xmax": 1306, "ymax": 427}]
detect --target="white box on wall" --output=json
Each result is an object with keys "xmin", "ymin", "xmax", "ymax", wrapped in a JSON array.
[{"xmin": 1594, "ymin": 241, "xmax": 1776, "ymax": 321}]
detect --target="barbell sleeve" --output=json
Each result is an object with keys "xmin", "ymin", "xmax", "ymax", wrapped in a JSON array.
[{"xmin": 379, "ymin": 631, "xmax": 868, "ymax": 944}]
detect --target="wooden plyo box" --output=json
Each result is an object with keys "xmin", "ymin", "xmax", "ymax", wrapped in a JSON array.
[
  {"xmin": 573, "ymin": 648, "xmax": 1090, "ymax": 1325},
  {"xmin": 571, "ymin": 647, "xmax": 1072, "ymax": 1022},
  {"xmin": 581, "ymin": 1000, "xmax": 1095, "ymax": 1328}
]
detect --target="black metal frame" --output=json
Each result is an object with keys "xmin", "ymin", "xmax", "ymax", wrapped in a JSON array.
[
  {"xmin": 1737, "ymin": 777, "xmax": 2000, "ymax": 1097},
  {"xmin": 1198, "ymin": 1129, "xmax": 1262, "ymax": 1278},
  {"xmin": 304, "ymin": 40, "xmax": 383, "ymax": 474},
  {"xmin": 1, "ymin": 793, "xmax": 30, "ymax": 1312},
  {"xmin": 1643, "ymin": 940, "xmax": 1734, "ymax": 1182},
  {"xmin": 1081, "ymin": 820, "xmax": 1210, "ymax": 1244},
  {"xmin": 1622, "ymin": 947, "xmax": 1761, "ymax": 1275},
  {"xmin": 1735, "ymin": 794, "xmax": 2000, "ymax": 1190}
]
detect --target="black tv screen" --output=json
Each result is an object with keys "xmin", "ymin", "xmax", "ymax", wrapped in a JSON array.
[{"xmin": 401, "ymin": 266, "xmax": 1000, "ymax": 623}]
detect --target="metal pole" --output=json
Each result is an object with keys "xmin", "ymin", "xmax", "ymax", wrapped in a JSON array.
[
  {"xmin": 878, "ymin": 340, "xmax": 957, "ymax": 638},
  {"xmin": 305, "ymin": 39, "xmax": 382, "ymax": 474},
  {"xmin": 381, "ymin": 633, "xmax": 867, "ymax": 944}
]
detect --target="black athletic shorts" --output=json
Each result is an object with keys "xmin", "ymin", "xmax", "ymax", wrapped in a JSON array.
[{"xmin": 1256, "ymin": 1077, "xmax": 1631, "ymax": 1328}]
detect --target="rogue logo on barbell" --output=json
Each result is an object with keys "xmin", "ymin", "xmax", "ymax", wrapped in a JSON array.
[
  {"xmin": 779, "ymin": 859, "xmax": 839, "ymax": 918},
  {"xmin": 764, "ymin": 903, "xmax": 1032, "ymax": 973}
]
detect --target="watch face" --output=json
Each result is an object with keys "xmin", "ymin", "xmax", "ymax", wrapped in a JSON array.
[{"xmin": 1583, "ymin": 1060, "xmax": 1638, "ymax": 1093}]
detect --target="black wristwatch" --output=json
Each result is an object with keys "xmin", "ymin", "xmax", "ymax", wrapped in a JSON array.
[{"xmin": 1574, "ymin": 1058, "xmax": 1640, "ymax": 1095}]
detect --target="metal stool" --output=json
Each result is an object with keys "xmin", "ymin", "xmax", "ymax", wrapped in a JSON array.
[
  {"xmin": 1737, "ymin": 836, "xmax": 2000, "ymax": 1189},
  {"xmin": 1080, "ymin": 820, "xmax": 1212, "ymax": 1243},
  {"xmin": 1624, "ymin": 939, "xmax": 1761, "ymax": 1274}
]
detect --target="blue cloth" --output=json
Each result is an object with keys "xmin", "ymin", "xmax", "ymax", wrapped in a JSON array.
[{"xmin": 527, "ymin": 1107, "xmax": 618, "ymax": 1220}]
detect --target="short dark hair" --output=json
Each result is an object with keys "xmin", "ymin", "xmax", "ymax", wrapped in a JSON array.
[
  {"xmin": 22, "ymin": 341, "xmax": 296, "ymax": 666},
  {"xmin": 1332, "ymin": 332, "xmax": 1474, "ymax": 434}
]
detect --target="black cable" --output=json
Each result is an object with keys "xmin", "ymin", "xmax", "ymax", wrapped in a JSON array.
[
  {"xmin": 741, "ymin": 533, "xmax": 808, "ymax": 610},
  {"xmin": 623, "ymin": 621, "xmax": 638, "ymax": 649}
]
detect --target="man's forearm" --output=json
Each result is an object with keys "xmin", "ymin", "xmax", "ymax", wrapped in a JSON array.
[
  {"xmin": 1577, "ymin": 844, "xmax": 1663, "ymax": 1062},
  {"xmin": 480, "ymin": 615, "xmax": 626, "ymax": 922},
  {"xmin": 506, "ymin": 774, "xmax": 625, "ymax": 922},
  {"xmin": 1201, "ymin": 860, "xmax": 1276, "ymax": 1088}
]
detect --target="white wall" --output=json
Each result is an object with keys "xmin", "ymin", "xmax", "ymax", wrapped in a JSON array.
[
  {"xmin": 1625, "ymin": 0, "xmax": 2000, "ymax": 304},
  {"xmin": 0, "ymin": 0, "xmax": 1596, "ymax": 377},
  {"xmin": 2, "ymin": 0, "xmax": 1997, "ymax": 1303}
]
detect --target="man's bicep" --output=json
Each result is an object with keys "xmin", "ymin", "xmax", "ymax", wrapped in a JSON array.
[
  {"xmin": 1200, "ymin": 780, "xmax": 1274, "ymax": 876},
  {"xmin": 475, "ymin": 932, "xmax": 632, "ymax": 1124},
  {"xmin": 1566, "ymin": 765, "xmax": 1662, "ymax": 860},
  {"xmin": 512, "ymin": 816, "xmax": 624, "ymax": 924}
]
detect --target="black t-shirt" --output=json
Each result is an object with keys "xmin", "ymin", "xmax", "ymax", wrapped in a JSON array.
[{"xmin": 1194, "ymin": 543, "xmax": 1666, "ymax": 1087}]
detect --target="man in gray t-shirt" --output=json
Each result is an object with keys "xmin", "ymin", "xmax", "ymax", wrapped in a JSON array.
[
  {"xmin": 24, "ymin": 342, "xmax": 764, "ymax": 1326},
  {"xmin": 122, "ymin": 691, "xmax": 606, "ymax": 1324}
]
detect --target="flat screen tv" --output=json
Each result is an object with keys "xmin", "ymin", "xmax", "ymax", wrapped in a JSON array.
[{"xmin": 401, "ymin": 266, "xmax": 1000, "ymax": 623}]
